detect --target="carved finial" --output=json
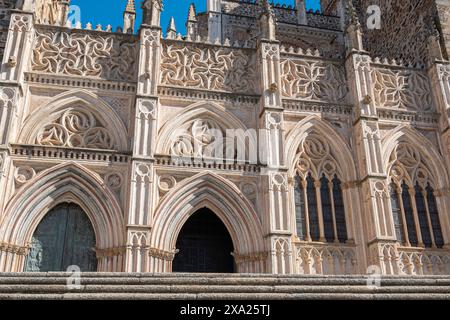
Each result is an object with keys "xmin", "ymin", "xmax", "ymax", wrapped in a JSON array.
[
  {"xmin": 123, "ymin": 0, "xmax": 136, "ymax": 33},
  {"xmin": 142, "ymin": 0, "xmax": 163, "ymax": 26},
  {"xmin": 186, "ymin": 3, "xmax": 198, "ymax": 40},
  {"xmin": 166, "ymin": 17, "xmax": 177, "ymax": 39},
  {"xmin": 259, "ymin": 0, "xmax": 276, "ymax": 40},
  {"xmin": 295, "ymin": 0, "xmax": 307, "ymax": 25},
  {"xmin": 344, "ymin": 0, "xmax": 364, "ymax": 52},
  {"xmin": 187, "ymin": 3, "xmax": 197, "ymax": 22},
  {"xmin": 260, "ymin": 0, "xmax": 275, "ymax": 17},
  {"xmin": 125, "ymin": 0, "xmax": 136, "ymax": 13}
]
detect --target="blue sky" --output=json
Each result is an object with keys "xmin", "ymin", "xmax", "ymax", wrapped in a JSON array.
[{"xmin": 70, "ymin": 0, "xmax": 321, "ymax": 34}]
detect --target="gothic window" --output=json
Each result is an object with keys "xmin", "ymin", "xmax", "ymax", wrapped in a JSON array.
[
  {"xmin": 401, "ymin": 181, "xmax": 418, "ymax": 246},
  {"xmin": 294, "ymin": 176, "xmax": 307, "ymax": 240},
  {"xmin": 426, "ymin": 184, "xmax": 444, "ymax": 248},
  {"xmin": 293, "ymin": 134, "xmax": 348, "ymax": 244},
  {"xmin": 389, "ymin": 183, "xmax": 405, "ymax": 243},
  {"xmin": 415, "ymin": 183, "xmax": 432, "ymax": 248},
  {"xmin": 333, "ymin": 176, "xmax": 348, "ymax": 242},
  {"xmin": 389, "ymin": 143, "xmax": 444, "ymax": 249},
  {"xmin": 321, "ymin": 175, "xmax": 334, "ymax": 242},
  {"xmin": 306, "ymin": 174, "xmax": 320, "ymax": 241}
]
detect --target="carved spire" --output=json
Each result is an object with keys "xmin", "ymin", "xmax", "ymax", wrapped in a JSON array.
[
  {"xmin": 187, "ymin": 3, "xmax": 197, "ymax": 22},
  {"xmin": 123, "ymin": 0, "xmax": 136, "ymax": 34},
  {"xmin": 166, "ymin": 17, "xmax": 177, "ymax": 39},
  {"xmin": 260, "ymin": 0, "xmax": 275, "ymax": 17},
  {"xmin": 259, "ymin": 0, "xmax": 276, "ymax": 40},
  {"xmin": 186, "ymin": 3, "xmax": 198, "ymax": 40},
  {"xmin": 345, "ymin": 0, "xmax": 360, "ymax": 29},
  {"xmin": 295, "ymin": 0, "xmax": 307, "ymax": 25},
  {"xmin": 125, "ymin": 0, "xmax": 136, "ymax": 13},
  {"xmin": 427, "ymin": 19, "xmax": 444, "ymax": 61},
  {"xmin": 142, "ymin": 0, "xmax": 163, "ymax": 27},
  {"xmin": 344, "ymin": 0, "xmax": 364, "ymax": 52}
]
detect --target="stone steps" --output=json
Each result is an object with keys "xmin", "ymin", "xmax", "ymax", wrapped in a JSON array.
[{"xmin": 0, "ymin": 273, "xmax": 449, "ymax": 300}]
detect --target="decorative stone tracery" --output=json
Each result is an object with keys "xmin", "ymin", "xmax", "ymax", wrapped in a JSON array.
[
  {"xmin": 160, "ymin": 42, "xmax": 257, "ymax": 94},
  {"xmin": 32, "ymin": 28, "xmax": 138, "ymax": 81},
  {"xmin": 36, "ymin": 109, "xmax": 117, "ymax": 150}
]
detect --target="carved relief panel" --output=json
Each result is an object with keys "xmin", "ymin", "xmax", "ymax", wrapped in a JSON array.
[
  {"xmin": 280, "ymin": 57, "xmax": 348, "ymax": 103},
  {"xmin": 31, "ymin": 28, "xmax": 138, "ymax": 82},
  {"xmin": 160, "ymin": 41, "xmax": 258, "ymax": 94}
]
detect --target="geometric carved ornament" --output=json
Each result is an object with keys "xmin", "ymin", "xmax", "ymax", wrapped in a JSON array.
[{"xmin": 36, "ymin": 108, "xmax": 116, "ymax": 150}]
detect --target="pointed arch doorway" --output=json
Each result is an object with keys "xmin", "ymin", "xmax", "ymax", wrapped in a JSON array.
[
  {"xmin": 24, "ymin": 203, "xmax": 97, "ymax": 272},
  {"xmin": 172, "ymin": 208, "xmax": 235, "ymax": 273}
]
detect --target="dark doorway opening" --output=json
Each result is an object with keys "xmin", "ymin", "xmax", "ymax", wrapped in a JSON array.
[
  {"xmin": 24, "ymin": 203, "xmax": 97, "ymax": 272},
  {"xmin": 172, "ymin": 208, "xmax": 235, "ymax": 273}
]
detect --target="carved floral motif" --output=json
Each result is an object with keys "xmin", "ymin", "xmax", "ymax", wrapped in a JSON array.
[
  {"xmin": 371, "ymin": 68, "xmax": 432, "ymax": 111},
  {"xmin": 280, "ymin": 58, "xmax": 347, "ymax": 103},
  {"xmin": 160, "ymin": 42, "xmax": 257, "ymax": 94}
]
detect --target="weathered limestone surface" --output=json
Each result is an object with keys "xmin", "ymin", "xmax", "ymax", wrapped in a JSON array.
[{"xmin": 0, "ymin": 273, "xmax": 449, "ymax": 300}]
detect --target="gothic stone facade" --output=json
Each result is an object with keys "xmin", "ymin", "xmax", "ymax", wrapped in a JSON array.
[{"xmin": 1, "ymin": 0, "xmax": 450, "ymax": 275}]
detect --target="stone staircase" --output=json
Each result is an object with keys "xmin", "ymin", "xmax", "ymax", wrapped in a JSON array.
[{"xmin": 0, "ymin": 273, "xmax": 449, "ymax": 300}]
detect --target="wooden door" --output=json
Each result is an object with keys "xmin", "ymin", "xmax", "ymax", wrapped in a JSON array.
[
  {"xmin": 24, "ymin": 203, "xmax": 97, "ymax": 272},
  {"xmin": 172, "ymin": 208, "xmax": 235, "ymax": 273}
]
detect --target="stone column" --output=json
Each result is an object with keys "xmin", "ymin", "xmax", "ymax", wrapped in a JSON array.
[
  {"xmin": 124, "ymin": 5, "xmax": 162, "ymax": 272},
  {"xmin": 257, "ymin": 3, "xmax": 292, "ymax": 273},
  {"xmin": 426, "ymin": 39, "xmax": 450, "ymax": 247},
  {"xmin": 0, "ymin": 9, "xmax": 35, "ymax": 271},
  {"xmin": 344, "ymin": 16, "xmax": 398, "ymax": 274}
]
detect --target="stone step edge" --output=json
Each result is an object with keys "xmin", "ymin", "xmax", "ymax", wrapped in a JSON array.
[{"xmin": 0, "ymin": 293, "xmax": 449, "ymax": 300}]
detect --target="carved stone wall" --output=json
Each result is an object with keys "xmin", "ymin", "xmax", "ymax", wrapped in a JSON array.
[
  {"xmin": 280, "ymin": 55, "xmax": 348, "ymax": 103},
  {"xmin": 437, "ymin": 1, "xmax": 450, "ymax": 59},
  {"xmin": 371, "ymin": 64, "xmax": 432, "ymax": 112},
  {"xmin": 31, "ymin": 27, "xmax": 138, "ymax": 81},
  {"xmin": 160, "ymin": 40, "xmax": 257, "ymax": 94},
  {"xmin": 0, "ymin": 0, "xmax": 450, "ymax": 276},
  {"xmin": 356, "ymin": 0, "xmax": 437, "ymax": 65},
  {"xmin": 0, "ymin": 0, "xmax": 15, "ymax": 61}
]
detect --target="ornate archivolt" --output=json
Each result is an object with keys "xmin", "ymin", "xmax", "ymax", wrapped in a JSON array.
[
  {"xmin": 388, "ymin": 142, "xmax": 436, "ymax": 189},
  {"xmin": 285, "ymin": 116, "xmax": 356, "ymax": 181},
  {"xmin": 294, "ymin": 133, "xmax": 343, "ymax": 181},
  {"xmin": 382, "ymin": 126, "xmax": 449, "ymax": 190},
  {"xmin": 19, "ymin": 90, "xmax": 128, "ymax": 151},
  {"xmin": 0, "ymin": 163, "xmax": 125, "ymax": 271},
  {"xmin": 160, "ymin": 41, "xmax": 258, "ymax": 94},
  {"xmin": 151, "ymin": 171, "xmax": 266, "ymax": 272},
  {"xmin": 280, "ymin": 57, "xmax": 348, "ymax": 103}
]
